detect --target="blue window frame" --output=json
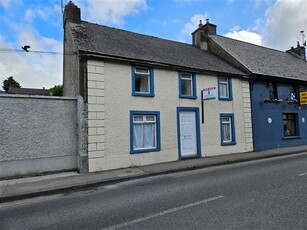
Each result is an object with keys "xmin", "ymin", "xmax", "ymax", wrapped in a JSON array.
[
  {"xmin": 130, "ymin": 111, "xmax": 161, "ymax": 154},
  {"xmin": 218, "ymin": 77, "xmax": 232, "ymax": 100},
  {"xmin": 220, "ymin": 113, "xmax": 236, "ymax": 146},
  {"xmin": 132, "ymin": 65, "xmax": 154, "ymax": 97},
  {"xmin": 179, "ymin": 72, "xmax": 197, "ymax": 99}
]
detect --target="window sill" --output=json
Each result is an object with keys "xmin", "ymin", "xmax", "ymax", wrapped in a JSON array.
[
  {"xmin": 221, "ymin": 141, "xmax": 237, "ymax": 146},
  {"xmin": 263, "ymin": 99, "xmax": 281, "ymax": 103},
  {"xmin": 130, "ymin": 148, "xmax": 161, "ymax": 154},
  {"xmin": 132, "ymin": 92, "xmax": 155, "ymax": 97},
  {"xmin": 282, "ymin": 136, "xmax": 301, "ymax": 140},
  {"xmin": 179, "ymin": 95, "xmax": 197, "ymax": 99}
]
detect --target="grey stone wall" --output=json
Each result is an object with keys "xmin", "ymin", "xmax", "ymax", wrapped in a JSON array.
[{"xmin": 0, "ymin": 95, "xmax": 79, "ymax": 178}]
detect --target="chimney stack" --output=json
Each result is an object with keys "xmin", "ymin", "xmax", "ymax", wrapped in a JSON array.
[
  {"xmin": 286, "ymin": 42, "xmax": 306, "ymax": 61},
  {"xmin": 192, "ymin": 18, "xmax": 217, "ymax": 50},
  {"xmin": 63, "ymin": 1, "xmax": 81, "ymax": 28},
  {"xmin": 203, "ymin": 19, "xmax": 217, "ymax": 36}
]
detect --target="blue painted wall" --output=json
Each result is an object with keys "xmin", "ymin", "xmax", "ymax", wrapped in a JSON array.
[{"xmin": 251, "ymin": 81, "xmax": 307, "ymax": 150}]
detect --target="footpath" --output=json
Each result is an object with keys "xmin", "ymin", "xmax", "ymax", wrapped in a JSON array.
[{"xmin": 1, "ymin": 145, "xmax": 306, "ymax": 203}]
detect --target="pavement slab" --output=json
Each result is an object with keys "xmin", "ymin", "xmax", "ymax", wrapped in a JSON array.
[
  {"xmin": 0, "ymin": 185, "xmax": 7, "ymax": 198},
  {"xmin": 112, "ymin": 167, "xmax": 147, "ymax": 178}
]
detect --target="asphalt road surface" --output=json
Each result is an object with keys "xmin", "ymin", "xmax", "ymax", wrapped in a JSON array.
[{"xmin": 1, "ymin": 152, "xmax": 306, "ymax": 230}]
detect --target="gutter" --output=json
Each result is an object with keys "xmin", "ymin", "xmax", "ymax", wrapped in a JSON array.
[{"xmin": 79, "ymin": 51, "xmax": 247, "ymax": 79}]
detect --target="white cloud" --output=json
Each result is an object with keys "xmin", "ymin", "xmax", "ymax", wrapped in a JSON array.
[
  {"xmin": 0, "ymin": 26, "xmax": 63, "ymax": 89},
  {"xmin": 75, "ymin": 0, "xmax": 148, "ymax": 26},
  {"xmin": 222, "ymin": 0, "xmax": 307, "ymax": 52},
  {"xmin": 0, "ymin": 0, "xmax": 22, "ymax": 9},
  {"xmin": 24, "ymin": 4, "xmax": 60, "ymax": 22},
  {"xmin": 224, "ymin": 26, "xmax": 262, "ymax": 45},
  {"xmin": 262, "ymin": 0, "xmax": 307, "ymax": 51}
]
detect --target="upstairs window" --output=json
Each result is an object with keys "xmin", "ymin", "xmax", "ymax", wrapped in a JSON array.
[
  {"xmin": 179, "ymin": 72, "xmax": 197, "ymax": 99},
  {"xmin": 132, "ymin": 66, "xmax": 154, "ymax": 97},
  {"xmin": 283, "ymin": 113, "xmax": 298, "ymax": 137},
  {"xmin": 218, "ymin": 77, "xmax": 232, "ymax": 100},
  {"xmin": 268, "ymin": 82, "xmax": 277, "ymax": 100},
  {"xmin": 220, "ymin": 114, "xmax": 236, "ymax": 145}
]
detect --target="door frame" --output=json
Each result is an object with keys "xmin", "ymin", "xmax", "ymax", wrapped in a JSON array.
[{"xmin": 176, "ymin": 107, "xmax": 201, "ymax": 160}]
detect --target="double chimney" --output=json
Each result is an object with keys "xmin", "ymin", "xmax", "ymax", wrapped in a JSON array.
[
  {"xmin": 191, "ymin": 19, "xmax": 216, "ymax": 50},
  {"xmin": 286, "ymin": 42, "xmax": 306, "ymax": 61}
]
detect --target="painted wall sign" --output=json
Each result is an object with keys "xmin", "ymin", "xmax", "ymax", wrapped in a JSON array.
[
  {"xmin": 202, "ymin": 87, "xmax": 216, "ymax": 100},
  {"xmin": 300, "ymin": 92, "xmax": 307, "ymax": 105}
]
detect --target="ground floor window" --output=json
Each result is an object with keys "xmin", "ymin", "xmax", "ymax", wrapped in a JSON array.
[
  {"xmin": 220, "ymin": 113, "xmax": 236, "ymax": 145},
  {"xmin": 130, "ymin": 111, "xmax": 160, "ymax": 153},
  {"xmin": 283, "ymin": 113, "xmax": 298, "ymax": 137}
]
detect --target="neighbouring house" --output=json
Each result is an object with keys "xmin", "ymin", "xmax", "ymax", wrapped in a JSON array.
[
  {"xmin": 197, "ymin": 20, "xmax": 307, "ymax": 151},
  {"xmin": 63, "ymin": 2, "xmax": 253, "ymax": 172},
  {"xmin": 7, "ymin": 87, "xmax": 47, "ymax": 95}
]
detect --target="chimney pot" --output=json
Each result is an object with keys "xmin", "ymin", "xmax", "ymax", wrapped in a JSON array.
[{"xmin": 206, "ymin": 18, "xmax": 209, "ymax": 24}]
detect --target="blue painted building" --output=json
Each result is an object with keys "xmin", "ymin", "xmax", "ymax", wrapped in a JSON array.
[
  {"xmin": 199, "ymin": 20, "xmax": 307, "ymax": 150},
  {"xmin": 251, "ymin": 81, "xmax": 307, "ymax": 150}
]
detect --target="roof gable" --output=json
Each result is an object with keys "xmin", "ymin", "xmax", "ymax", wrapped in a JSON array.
[
  {"xmin": 210, "ymin": 35, "xmax": 307, "ymax": 81},
  {"xmin": 69, "ymin": 21, "xmax": 244, "ymax": 76}
]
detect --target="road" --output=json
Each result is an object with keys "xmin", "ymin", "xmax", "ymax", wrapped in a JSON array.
[{"xmin": 0, "ymin": 152, "xmax": 306, "ymax": 230}]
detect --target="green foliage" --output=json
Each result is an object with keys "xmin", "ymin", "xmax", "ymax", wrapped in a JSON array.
[
  {"xmin": 3, "ymin": 76, "xmax": 21, "ymax": 92},
  {"xmin": 45, "ymin": 84, "xmax": 63, "ymax": 96}
]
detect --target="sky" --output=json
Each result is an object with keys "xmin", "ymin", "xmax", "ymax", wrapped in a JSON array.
[{"xmin": 0, "ymin": 0, "xmax": 306, "ymax": 89}]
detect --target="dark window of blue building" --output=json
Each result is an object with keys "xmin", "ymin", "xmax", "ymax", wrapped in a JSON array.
[
  {"xmin": 283, "ymin": 113, "xmax": 298, "ymax": 137},
  {"xmin": 268, "ymin": 82, "xmax": 277, "ymax": 100}
]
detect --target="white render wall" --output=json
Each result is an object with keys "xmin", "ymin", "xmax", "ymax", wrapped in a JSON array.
[{"xmin": 87, "ymin": 60, "xmax": 253, "ymax": 172}]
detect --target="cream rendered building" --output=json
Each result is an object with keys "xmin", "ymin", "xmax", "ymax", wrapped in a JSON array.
[{"xmin": 63, "ymin": 2, "xmax": 253, "ymax": 172}]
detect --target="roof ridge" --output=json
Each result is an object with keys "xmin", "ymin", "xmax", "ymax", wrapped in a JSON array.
[
  {"xmin": 210, "ymin": 34, "xmax": 291, "ymax": 55},
  {"xmin": 81, "ymin": 20, "xmax": 193, "ymax": 47}
]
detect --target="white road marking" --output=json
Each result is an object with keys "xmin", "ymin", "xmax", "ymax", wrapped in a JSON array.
[
  {"xmin": 102, "ymin": 195, "xmax": 224, "ymax": 230},
  {"xmin": 298, "ymin": 172, "xmax": 307, "ymax": 176}
]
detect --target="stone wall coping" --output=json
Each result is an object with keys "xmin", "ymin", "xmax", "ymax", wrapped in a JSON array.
[{"xmin": 0, "ymin": 94, "xmax": 77, "ymax": 101}]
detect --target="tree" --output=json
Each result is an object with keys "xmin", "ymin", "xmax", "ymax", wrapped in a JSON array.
[
  {"xmin": 45, "ymin": 84, "xmax": 63, "ymax": 96},
  {"xmin": 3, "ymin": 76, "xmax": 21, "ymax": 92}
]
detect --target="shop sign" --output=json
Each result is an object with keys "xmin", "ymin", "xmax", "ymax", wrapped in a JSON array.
[{"xmin": 300, "ymin": 92, "xmax": 307, "ymax": 105}]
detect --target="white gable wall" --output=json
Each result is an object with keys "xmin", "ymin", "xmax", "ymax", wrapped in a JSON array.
[{"xmin": 87, "ymin": 60, "xmax": 253, "ymax": 172}]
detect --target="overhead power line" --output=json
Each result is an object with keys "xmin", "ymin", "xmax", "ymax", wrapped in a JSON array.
[{"xmin": 0, "ymin": 48, "xmax": 75, "ymax": 55}]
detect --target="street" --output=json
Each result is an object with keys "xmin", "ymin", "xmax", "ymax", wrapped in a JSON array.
[{"xmin": 1, "ymin": 152, "xmax": 306, "ymax": 230}]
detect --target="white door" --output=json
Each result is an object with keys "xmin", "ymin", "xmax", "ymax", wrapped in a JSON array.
[{"xmin": 180, "ymin": 111, "xmax": 197, "ymax": 157}]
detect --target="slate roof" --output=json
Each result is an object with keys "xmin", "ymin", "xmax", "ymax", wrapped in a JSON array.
[
  {"xmin": 210, "ymin": 35, "xmax": 307, "ymax": 81},
  {"xmin": 7, "ymin": 88, "xmax": 46, "ymax": 95},
  {"xmin": 69, "ymin": 21, "xmax": 244, "ymax": 76}
]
